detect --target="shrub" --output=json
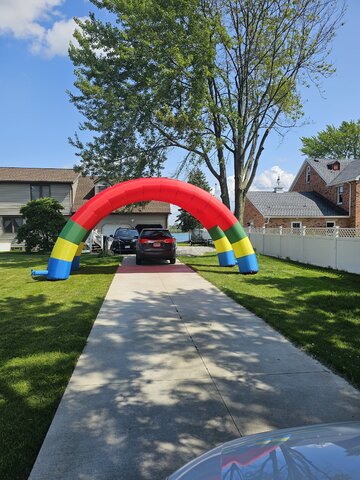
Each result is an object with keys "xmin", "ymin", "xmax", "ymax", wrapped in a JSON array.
[{"xmin": 16, "ymin": 198, "xmax": 66, "ymax": 252}]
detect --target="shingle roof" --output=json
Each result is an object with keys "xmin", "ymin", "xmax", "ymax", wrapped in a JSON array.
[
  {"xmin": 306, "ymin": 158, "xmax": 354, "ymax": 184},
  {"xmin": 72, "ymin": 176, "xmax": 96, "ymax": 211},
  {"xmin": 327, "ymin": 160, "xmax": 360, "ymax": 186},
  {"xmin": 247, "ymin": 191, "xmax": 348, "ymax": 217},
  {"xmin": 0, "ymin": 167, "xmax": 171, "ymax": 214},
  {"xmin": 72, "ymin": 176, "xmax": 171, "ymax": 213},
  {"xmin": 0, "ymin": 167, "xmax": 79, "ymax": 183}
]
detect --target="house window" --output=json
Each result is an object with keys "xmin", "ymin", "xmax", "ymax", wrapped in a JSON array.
[
  {"xmin": 336, "ymin": 185, "xmax": 344, "ymax": 205},
  {"xmin": 30, "ymin": 184, "xmax": 51, "ymax": 200},
  {"xmin": 305, "ymin": 166, "xmax": 311, "ymax": 183},
  {"xmin": 291, "ymin": 221, "xmax": 302, "ymax": 231},
  {"xmin": 95, "ymin": 183, "xmax": 109, "ymax": 195},
  {"xmin": 3, "ymin": 216, "xmax": 23, "ymax": 234},
  {"xmin": 326, "ymin": 221, "xmax": 335, "ymax": 228}
]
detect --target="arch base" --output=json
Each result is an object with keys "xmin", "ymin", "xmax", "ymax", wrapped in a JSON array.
[{"xmin": 217, "ymin": 251, "xmax": 237, "ymax": 267}]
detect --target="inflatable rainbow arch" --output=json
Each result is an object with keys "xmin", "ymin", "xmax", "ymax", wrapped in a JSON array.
[{"xmin": 32, "ymin": 178, "xmax": 258, "ymax": 280}]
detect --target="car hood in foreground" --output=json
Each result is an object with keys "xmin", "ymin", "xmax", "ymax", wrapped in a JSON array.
[{"xmin": 168, "ymin": 422, "xmax": 360, "ymax": 480}]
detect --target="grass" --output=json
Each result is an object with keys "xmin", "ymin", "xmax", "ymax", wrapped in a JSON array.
[
  {"xmin": 0, "ymin": 252, "xmax": 119, "ymax": 480},
  {"xmin": 1, "ymin": 251, "xmax": 359, "ymax": 477},
  {"xmin": 179, "ymin": 252, "xmax": 360, "ymax": 389}
]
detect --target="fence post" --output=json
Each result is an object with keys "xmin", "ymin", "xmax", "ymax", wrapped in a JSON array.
[
  {"xmin": 302, "ymin": 226, "xmax": 306, "ymax": 236},
  {"xmin": 334, "ymin": 226, "xmax": 339, "ymax": 270},
  {"xmin": 279, "ymin": 226, "xmax": 283, "ymax": 258},
  {"xmin": 262, "ymin": 225, "xmax": 266, "ymax": 253}
]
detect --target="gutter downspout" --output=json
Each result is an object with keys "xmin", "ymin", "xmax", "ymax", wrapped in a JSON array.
[{"xmin": 348, "ymin": 182, "xmax": 352, "ymax": 219}]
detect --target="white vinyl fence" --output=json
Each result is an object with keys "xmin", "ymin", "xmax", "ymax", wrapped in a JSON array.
[{"xmin": 247, "ymin": 227, "xmax": 360, "ymax": 274}]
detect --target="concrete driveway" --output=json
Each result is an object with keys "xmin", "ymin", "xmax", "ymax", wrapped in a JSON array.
[{"xmin": 29, "ymin": 256, "xmax": 360, "ymax": 479}]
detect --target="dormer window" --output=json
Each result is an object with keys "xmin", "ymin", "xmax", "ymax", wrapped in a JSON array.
[
  {"xmin": 337, "ymin": 185, "xmax": 344, "ymax": 205},
  {"xmin": 305, "ymin": 165, "xmax": 311, "ymax": 183},
  {"xmin": 327, "ymin": 160, "xmax": 340, "ymax": 171},
  {"xmin": 94, "ymin": 182, "xmax": 109, "ymax": 195}
]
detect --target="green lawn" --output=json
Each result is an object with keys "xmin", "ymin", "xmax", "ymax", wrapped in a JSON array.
[
  {"xmin": 179, "ymin": 253, "xmax": 360, "ymax": 388},
  {"xmin": 0, "ymin": 253, "xmax": 119, "ymax": 480},
  {"xmin": 1, "ymin": 251, "xmax": 359, "ymax": 478}
]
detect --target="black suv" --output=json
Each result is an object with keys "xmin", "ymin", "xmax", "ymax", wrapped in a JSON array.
[
  {"xmin": 136, "ymin": 228, "xmax": 176, "ymax": 264},
  {"xmin": 110, "ymin": 228, "xmax": 139, "ymax": 254}
]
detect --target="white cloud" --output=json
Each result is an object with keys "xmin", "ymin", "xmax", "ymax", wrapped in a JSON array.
[
  {"xmin": 250, "ymin": 166, "xmax": 295, "ymax": 192},
  {"xmin": 0, "ymin": 0, "xmax": 82, "ymax": 58},
  {"xmin": 170, "ymin": 166, "xmax": 294, "ymax": 222},
  {"xmin": 0, "ymin": 0, "xmax": 63, "ymax": 38},
  {"xmin": 31, "ymin": 17, "xmax": 81, "ymax": 58},
  {"xmin": 169, "ymin": 205, "xmax": 180, "ymax": 225},
  {"xmin": 211, "ymin": 166, "xmax": 295, "ymax": 206}
]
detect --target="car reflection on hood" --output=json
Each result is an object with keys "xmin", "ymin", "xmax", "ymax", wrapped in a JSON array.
[{"xmin": 167, "ymin": 422, "xmax": 360, "ymax": 480}]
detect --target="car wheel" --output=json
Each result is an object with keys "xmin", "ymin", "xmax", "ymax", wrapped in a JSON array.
[
  {"xmin": 136, "ymin": 256, "xmax": 142, "ymax": 265},
  {"xmin": 170, "ymin": 258, "xmax": 176, "ymax": 264}
]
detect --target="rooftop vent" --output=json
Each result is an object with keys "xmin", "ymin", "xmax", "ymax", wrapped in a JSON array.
[{"xmin": 273, "ymin": 176, "xmax": 284, "ymax": 193}]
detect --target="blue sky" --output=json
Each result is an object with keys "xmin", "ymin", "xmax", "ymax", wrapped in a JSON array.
[{"xmin": 1, "ymin": 0, "xmax": 360, "ymax": 194}]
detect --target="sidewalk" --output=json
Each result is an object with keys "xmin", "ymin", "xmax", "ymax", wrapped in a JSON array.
[{"xmin": 29, "ymin": 257, "xmax": 360, "ymax": 479}]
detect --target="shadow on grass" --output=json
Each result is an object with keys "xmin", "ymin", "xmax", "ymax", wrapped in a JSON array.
[
  {"xmin": 0, "ymin": 253, "xmax": 49, "ymax": 270},
  {"xmin": 22, "ymin": 283, "xmax": 360, "ymax": 480},
  {"xmin": 1, "ymin": 253, "xmax": 360, "ymax": 480},
  {"xmin": 194, "ymin": 263, "xmax": 360, "ymax": 388},
  {"xmin": 0, "ymin": 291, "xmax": 109, "ymax": 480},
  {"xmin": 189, "ymin": 267, "xmax": 239, "ymax": 274},
  {"xmin": 72, "ymin": 265, "xmax": 120, "ymax": 275},
  {"xmin": 181, "ymin": 253, "xmax": 360, "ymax": 386},
  {"xmin": 0, "ymin": 253, "xmax": 121, "ymax": 274}
]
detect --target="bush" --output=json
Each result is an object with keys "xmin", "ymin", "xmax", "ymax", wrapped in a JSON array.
[{"xmin": 16, "ymin": 198, "xmax": 66, "ymax": 252}]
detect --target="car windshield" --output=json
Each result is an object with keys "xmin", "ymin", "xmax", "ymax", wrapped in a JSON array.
[
  {"xmin": 114, "ymin": 229, "xmax": 138, "ymax": 238},
  {"xmin": 141, "ymin": 230, "xmax": 172, "ymax": 239}
]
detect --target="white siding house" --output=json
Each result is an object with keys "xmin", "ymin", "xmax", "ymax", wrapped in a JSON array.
[{"xmin": 0, "ymin": 167, "xmax": 170, "ymax": 251}]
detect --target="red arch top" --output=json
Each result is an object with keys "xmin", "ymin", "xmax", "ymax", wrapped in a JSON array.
[{"xmin": 71, "ymin": 177, "xmax": 236, "ymax": 232}]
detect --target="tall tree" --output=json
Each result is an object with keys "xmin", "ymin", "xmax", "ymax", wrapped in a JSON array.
[
  {"xmin": 69, "ymin": 0, "xmax": 344, "ymax": 221},
  {"xmin": 176, "ymin": 168, "xmax": 211, "ymax": 231},
  {"xmin": 301, "ymin": 120, "xmax": 360, "ymax": 159}
]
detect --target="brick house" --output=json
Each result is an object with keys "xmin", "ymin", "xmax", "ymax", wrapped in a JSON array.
[
  {"xmin": 244, "ymin": 158, "xmax": 360, "ymax": 228},
  {"xmin": 0, "ymin": 167, "xmax": 170, "ymax": 251}
]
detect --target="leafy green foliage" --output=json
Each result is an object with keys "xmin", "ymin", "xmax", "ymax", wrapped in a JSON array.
[
  {"xmin": 301, "ymin": 120, "xmax": 360, "ymax": 159},
  {"xmin": 69, "ymin": 0, "xmax": 344, "ymax": 219},
  {"xmin": 176, "ymin": 168, "xmax": 211, "ymax": 232},
  {"xmin": 16, "ymin": 198, "xmax": 66, "ymax": 253}
]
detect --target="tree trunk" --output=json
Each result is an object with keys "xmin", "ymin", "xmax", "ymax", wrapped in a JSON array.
[
  {"xmin": 233, "ymin": 175, "xmax": 242, "ymax": 219},
  {"xmin": 238, "ymin": 192, "xmax": 246, "ymax": 225},
  {"xmin": 219, "ymin": 174, "xmax": 230, "ymax": 209},
  {"xmin": 216, "ymin": 144, "xmax": 231, "ymax": 209},
  {"xmin": 233, "ymin": 149, "xmax": 242, "ymax": 219}
]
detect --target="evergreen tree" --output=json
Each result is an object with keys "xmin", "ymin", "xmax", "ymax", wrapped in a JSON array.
[{"xmin": 176, "ymin": 168, "xmax": 211, "ymax": 232}]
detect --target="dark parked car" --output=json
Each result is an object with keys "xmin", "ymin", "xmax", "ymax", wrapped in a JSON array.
[
  {"xmin": 110, "ymin": 228, "xmax": 139, "ymax": 254},
  {"xmin": 136, "ymin": 228, "xmax": 176, "ymax": 264},
  {"xmin": 167, "ymin": 422, "xmax": 360, "ymax": 480}
]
